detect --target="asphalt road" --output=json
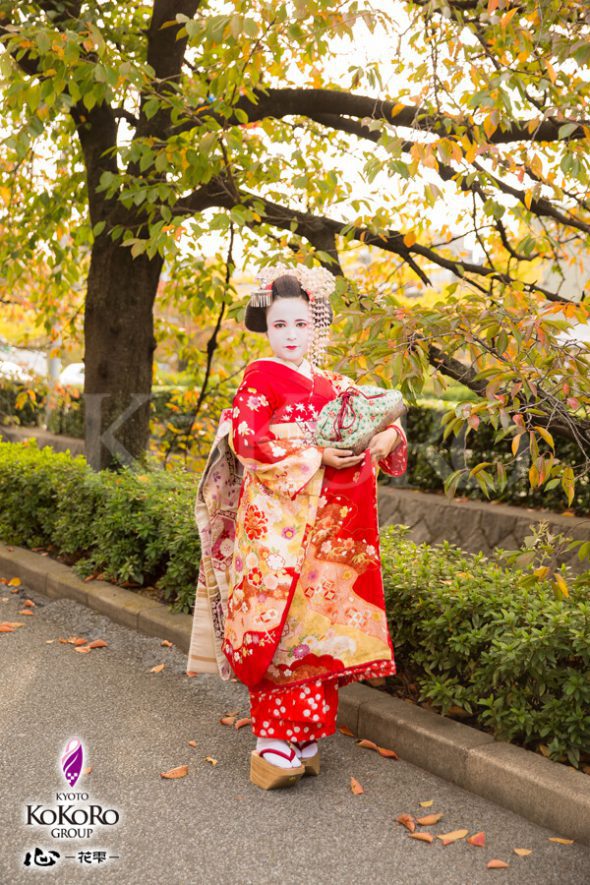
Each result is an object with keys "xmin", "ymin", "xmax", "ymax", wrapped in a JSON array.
[{"xmin": 1, "ymin": 578, "xmax": 589, "ymax": 885}]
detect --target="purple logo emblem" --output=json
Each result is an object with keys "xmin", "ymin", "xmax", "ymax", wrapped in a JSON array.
[{"xmin": 61, "ymin": 738, "xmax": 83, "ymax": 788}]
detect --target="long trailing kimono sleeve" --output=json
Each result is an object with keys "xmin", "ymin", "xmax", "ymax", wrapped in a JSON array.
[
  {"xmin": 228, "ymin": 368, "xmax": 325, "ymax": 498},
  {"xmin": 222, "ymin": 367, "xmax": 329, "ymax": 689}
]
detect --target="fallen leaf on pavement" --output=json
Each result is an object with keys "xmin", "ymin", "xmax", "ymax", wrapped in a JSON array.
[
  {"xmin": 83, "ymin": 766, "xmax": 92, "ymax": 775},
  {"xmin": 220, "ymin": 716, "xmax": 237, "ymax": 726},
  {"xmin": 357, "ymin": 738, "xmax": 379, "ymax": 751},
  {"xmin": 339, "ymin": 726, "xmax": 354, "ymax": 736},
  {"xmin": 0, "ymin": 624, "xmax": 16, "ymax": 632},
  {"xmin": 466, "ymin": 831, "xmax": 486, "ymax": 847},
  {"xmin": 8, "ymin": 577, "xmax": 21, "ymax": 587},
  {"xmin": 357, "ymin": 738, "xmax": 398, "ymax": 758},
  {"xmin": 17, "ymin": 610, "xmax": 34, "ymax": 616},
  {"xmin": 161, "ymin": 639, "xmax": 173, "ymax": 648},
  {"xmin": 187, "ymin": 740, "xmax": 197, "ymax": 748},
  {"xmin": 186, "ymin": 671, "xmax": 198, "ymax": 677},
  {"xmin": 396, "ymin": 814, "xmax": 416, "ymax": 833},
  {"xmin": 23, "ymin": 600, "xmax": 35, "ymax": 608},
  {"xmin": 160, "ymin": 764, "xmax": 189, "ymax": 779},
  {"xmin": 234, "ymin": 717, "xmax": 251, "ymax": 729},
  {"xmin": 513, "ymin": 848, "xmax": 532, "ymax": 856},
  {"xmin": 74, "ymin": 646, "xmax": 92, "ymax": 654},
  {"xmin": 408, "ymin": 832, "xmax": 433, "ymax": 843},
  {"xmin": 487, "ymin": 859, "xmax": 509, "ymax": 869},
  {"xmin": 205, "ymin": 756, "xmax": 218, "ymax": 766},
  {"xmin": 376, "ymin": 746, "xmax": 399, "ymax": 759},
  {"xmin": 548, "ymin": 837, "xmax": 574, "ymax": 845},
  {"xmin": 417, "ymin": 813, "xmax": 443, "ymax": 826},
  {"xmin": 86, "ymin": 639, "xmax": 108, "ymax": 649},
  {"xmin": 150, "ymin": 663, "xmax": 165, "ymax": 673},
  {"xmin": 437, "ymin": 829, "xmax": 469, "ymax": 845},
  {"xmin": 419, "ymin": 800, "xmax": 433, "ymax": 807},
  {"xmin": 350, "ymin": 776, "xmax": 364, "ymax": 794}
]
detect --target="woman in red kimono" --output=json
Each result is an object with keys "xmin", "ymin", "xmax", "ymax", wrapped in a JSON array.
[{"xmin": 187, "ymin": 268, "xmax": 407, "ymax": 790}]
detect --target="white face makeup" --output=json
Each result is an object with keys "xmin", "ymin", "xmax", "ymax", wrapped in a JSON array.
[{"xmin": 265, "ymin": 297, "xmax": 312, "ymax": 367}]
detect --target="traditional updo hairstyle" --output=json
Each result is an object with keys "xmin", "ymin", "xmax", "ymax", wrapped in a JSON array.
[{"xmin": 244, "ymin": 273, "xmax": 334, "ymax": 333}]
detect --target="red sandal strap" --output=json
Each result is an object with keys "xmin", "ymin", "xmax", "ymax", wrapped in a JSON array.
[
  {"xmin": 258, "ymin": 747, "xmax": 296, "ymax": 763},
  {"xmin": 294, "ymin": 739, "xmax": 317, "ymax": 750}
]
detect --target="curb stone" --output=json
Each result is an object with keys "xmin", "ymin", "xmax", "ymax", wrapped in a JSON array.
[{"xmin": 1, "ymin": 542, "xmax": 589, "ymax": 846}]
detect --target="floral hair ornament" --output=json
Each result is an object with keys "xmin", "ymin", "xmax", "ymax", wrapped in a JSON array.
[{"xmin": 248, "ymin": 263, "xmax": 335, "ymax": 366}]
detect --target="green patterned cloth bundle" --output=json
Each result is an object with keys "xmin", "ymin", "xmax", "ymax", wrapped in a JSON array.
[{"xmin": 313, "ymin": 386, "xmax": 405, "ymax": 455}]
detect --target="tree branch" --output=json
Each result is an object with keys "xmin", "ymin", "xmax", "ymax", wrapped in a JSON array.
[
  {"xmin": 174, "ymin": 178, "xmax": 570, "ymax": 302},
  {"xmin": 171, "ymin": 87, "xmax": 590, "ymax": 144},
  {"xmin": 135, "ymin": 0, "xmax": 201, "ymax": 142},
  {"xmin": 428, "ymin": 345, "xmax": 590, "ymax": 447}
]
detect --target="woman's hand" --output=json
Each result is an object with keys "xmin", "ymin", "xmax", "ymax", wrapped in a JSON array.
[
  {"xmin": 321, "ymin": 446, "xmax": 365, "ymax": 469},
  {"xmin": 367, "ymin": 427, "xmax": 401, "ymax": 465}
]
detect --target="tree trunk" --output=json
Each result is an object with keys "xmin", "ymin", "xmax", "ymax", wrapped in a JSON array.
[{"xmin": 83, "ymin": 234, "xmax": 163, "ymax": 471}]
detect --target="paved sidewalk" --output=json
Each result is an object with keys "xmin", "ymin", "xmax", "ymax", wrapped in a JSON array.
[{"xmin": 1, "ymin": 581, "xmax": 589, "ymax": 885}]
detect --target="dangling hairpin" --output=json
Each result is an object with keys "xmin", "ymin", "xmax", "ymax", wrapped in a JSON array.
[{"xmin": 248, "ymin": 282, "xmax": 273, "ymax": 308}]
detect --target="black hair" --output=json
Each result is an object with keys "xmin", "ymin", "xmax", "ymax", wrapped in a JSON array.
[{"xmin": 244, "ymin": 273, "xmax": 333, "ymax": 333}]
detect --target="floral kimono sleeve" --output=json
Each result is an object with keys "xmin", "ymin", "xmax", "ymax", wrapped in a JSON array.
[{"xmin": 229, "ymin": 369, "xmax": 325, "ymax": 498}]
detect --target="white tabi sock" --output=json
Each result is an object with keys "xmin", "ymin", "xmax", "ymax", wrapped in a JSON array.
[
  {"xmin": 255, "ymin": 737, "xmax": 300, "ymax": 769},
  {"xmin": 292, "ymin": 739, "xmax": 318, "ymax": 760}
]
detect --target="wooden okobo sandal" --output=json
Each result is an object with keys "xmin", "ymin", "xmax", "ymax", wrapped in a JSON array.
[
  {"xmin": 292, "ymin": 739, "xmax": 320, "ymax": 777},
  {"xmin": 250, "ymin": 746, "xmax": 306, "ymax": 790}
]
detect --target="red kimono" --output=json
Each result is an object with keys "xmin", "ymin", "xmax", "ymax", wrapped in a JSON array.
[{"xmin": 222, "ymin": 357, "xmax": 407, "ymax": 740}]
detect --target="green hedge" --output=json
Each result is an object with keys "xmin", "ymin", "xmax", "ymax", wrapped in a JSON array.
[
  {"xmin": 0, "ymin": 439, "xmax": 200, "ymax": 611},
  {"xmin": 1, "ymin": 440, "xmax": 588, "ymax": 768},
  {"xmin": 381, "ymin": 525, "xmax": 590, "ymax": 769}
]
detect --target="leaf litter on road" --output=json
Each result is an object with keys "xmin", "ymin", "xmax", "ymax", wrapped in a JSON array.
[
  {"xmin": 160, "ymin": 765, "xmax": 189, "ymax": 779},
  {"xmin": 350, "ymin": 776, "xmax": 364, "ymax": 794}
]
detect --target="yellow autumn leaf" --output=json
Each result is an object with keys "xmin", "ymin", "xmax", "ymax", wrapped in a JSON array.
[
  {"xmin": 500, "ymin": 7, "xmax": 517, "ymax": 28},
  {"xmin": 416, "ymin": 813, "xmax": 443, "ymax": 826},
  {"xmin": 403, "ymin": 231, "xmax": 417, "ymax": 248},
  {"xmin": 533, "ymin": 425, "xmax": 554, "ymax": 449},
  {"xmin": 553, "ymin": 574, "xmax": 569, "ymax": 598},
  {"xmin": 350, "ymin": 776, "xmax": 364, "ymax": 794},
  {"xmin": 524, "ymin": 189, "xmax": 533, "ymax": 210},
  {"xmin": 436, "ymin": 828, "xmax": 469, "ymax": 845},
  {"xmin": 483, "ymin": 114, "xmax": 497, "ymax": 139},
  {"xmin": 160, "ymin": 764, "xmax": 189, "ymax": 779},
  {"xmin": 408, "ymin": 832, "xmax": 433, "ymax": 843},
  {"xmin": 513, "ymin": 848, "xmax": 532, "ymax": 856}
]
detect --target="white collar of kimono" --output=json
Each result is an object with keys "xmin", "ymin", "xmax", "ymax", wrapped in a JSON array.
[{"xmin": 256, "ymin": 356, "xmax": 314, "ymax": 380}]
